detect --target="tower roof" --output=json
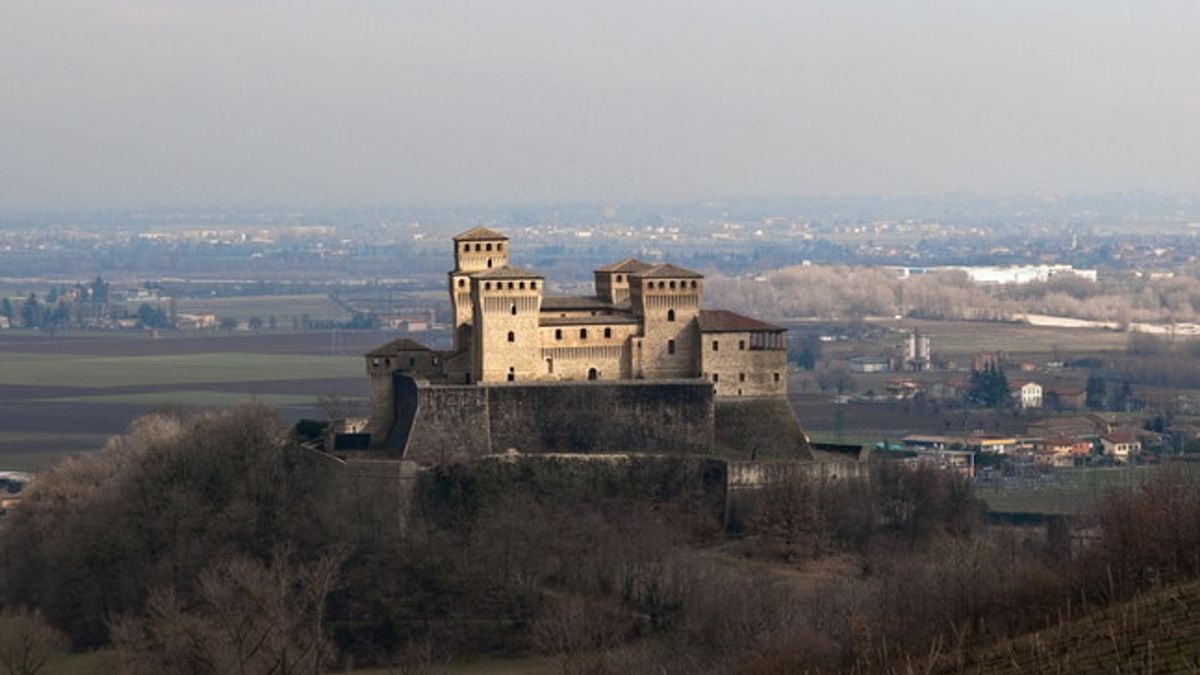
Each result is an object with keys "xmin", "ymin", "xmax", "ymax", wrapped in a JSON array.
[
  {"xmin": 366, "ymin": 338, "xmax": 433, "ymax": 356},
  {"xmin": 471, "ymin": 265, "xmax": 543, "ymax": 279},
  {"xmin": 595, "ymin": 257, "xmax": 655, "ymax": 273},
  {"xmin": 634, "ymin": 263, "xmax": 704, "ymax": 279},
  {"xmin": 698, "ymin": 309, "xmax": 785, "ymax": 333},
  {"xmin": 453, "ymin": 226, "xmax": 508, "ymax": 241}
]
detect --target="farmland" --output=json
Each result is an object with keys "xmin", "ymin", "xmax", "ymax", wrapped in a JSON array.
[{"xmin": 0, "ymin": 330, "xmax": 395, "ymax": 471}]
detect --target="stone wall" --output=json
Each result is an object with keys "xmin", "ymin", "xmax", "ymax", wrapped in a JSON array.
[
  {"xmin": 384, "ymin": 376, "xmax": 716, "ymax": 462},
  {"xmin": 714, "ymin": 398, "xmax": 813, "ymax": 460},
  {"xmin": 699, "ymin": 331, "xmax": 788, "ymax": 397}
]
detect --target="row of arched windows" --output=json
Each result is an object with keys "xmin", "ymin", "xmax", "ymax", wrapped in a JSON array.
[
  {"xmin": 462, "ymin": 242, "xmax": 503, "ymax": 252},
  {"xmin": 474, "ymin": 280, "xmax": 537, "ymax": 291},
  {"xmin": 553, "ymin": 327, "xmax": 613, "ymax": 340},
  {"xmin": 646, "ymin": 280, "xmax": 697, "ymax": 290}
]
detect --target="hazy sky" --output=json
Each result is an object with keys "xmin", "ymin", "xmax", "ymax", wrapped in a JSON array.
[{"xmin": 2, "ymin": 1, "xmax": 1199, "ymax": 209}]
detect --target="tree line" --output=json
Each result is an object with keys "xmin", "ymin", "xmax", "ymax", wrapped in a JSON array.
[{"xmin": 5, "ymin": 404, "xmax": 1200, "ymax": 673}]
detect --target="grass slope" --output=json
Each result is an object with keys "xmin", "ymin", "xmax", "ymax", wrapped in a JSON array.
[{"xmin": 959, "ymin": 580, "xmax": 1200, "ymax": 674}]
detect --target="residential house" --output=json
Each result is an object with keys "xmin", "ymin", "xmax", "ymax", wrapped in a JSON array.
[
  {"xmin": 1010, "ymin": 379, "xmax": 1043, "ymax": 409},
  {"xmin": 1100, "ymin": 431, "xmax": 1142, "ymax": 461}
]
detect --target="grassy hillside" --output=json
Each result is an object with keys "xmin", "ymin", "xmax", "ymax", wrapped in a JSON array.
[{"xmin": 958, "ymin": 580, "xmax": 1200, "ymax": 674}]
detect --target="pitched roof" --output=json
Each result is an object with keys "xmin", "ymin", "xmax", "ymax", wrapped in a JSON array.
[
  {"xmin": 452, "ymin": 226, "xmax": 508, "ymax": 241},
  {"xmin": 595, "ymin": 258, "xmax": 655, "ymax": 273},
  {"xmin": 698, "ymin": 309, "xmax": 785, "ymax": 333},
  {"xmin": 366, "ymin": 338, "xmax": 432, "ymax": 356},
  {"xmin": 471, "ymin": 265, "xmax": 543, "ymax": 279},
  {"xmin": 633, "ymin": 263, "xmax": 704, "ymax": 279},
  {"xmin": 1101, "ymin": 431, "xmax": 1138, "ymax": 444},
  {"xmin": 540, "ymin": 295, "xmax": 616, "ymax": 311}
]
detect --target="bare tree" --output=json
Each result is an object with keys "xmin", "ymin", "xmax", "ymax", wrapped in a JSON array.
[
  {"xmin": 0, "ymin": 608, "xmax": 68, "ymax": 675},
  {"xmin": 112, "ymin": 548, "xmax": 344, "ymax": 675}
]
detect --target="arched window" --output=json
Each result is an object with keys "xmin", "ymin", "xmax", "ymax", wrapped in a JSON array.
[
  {"xmin": 510, "ymin": 304, "xmax": 517, "ymax": 315},
  {"xmin": 668, "ymin": 339, "xmax": 676, "ymax": 354},
  {"xmin": 507, "ymin": 331, "xmax": 515, "ymax": 342},
  {"xmin": 409, "ymin": 357, "xmax": 415, "ymax": 367},
  {"xmin": 487, "ymin": 259, "xmax": 493, "ymax": 268},
  {"xmin": 457, "ymin": 278, "xmax": 465, "ymax": 288},
  {"xmin": 669, "ymin": 281, "xmax": 676, "ymax": 289},
  {"xmin": 667, "ymin": 309, "xmax": 676, "ymax": 322},
  {"xmin": 519, "ymin": 282, "xmax": 525, "ymax": 289},
  {"xmin": 530, "ymin": 281, "xmax": 537, "ymax": 289},
  {"xmin": 474, "ymin": 243, "xmax": 481, "ymax": 252},
  {"xmin": 497, "ymin": 243, "xmax": 504, "ymax": 251},
  {"xmin": 484, "ymin": 282, "xmax": 491, "ymax": 290},
  {"xmin": 658, "ymin": 281, "xmax": 665, "ymax": 289},
  {"xmin": 580, "ymin": 328, "xmax": 588, "ymax": 339},
  {"xmin": 691, "ymin": 280, "xmax": 698, "ymax": 289},
  {"xmin": 588, "ymin": 368, "xmax": 598, "ymax": 380},
  {"xmin": 604, "ymin": 327, "xmax": 612, "ymax": 338},
  {"xmin": 555, "ymin": 329, "xmax": 562, "ymax": 340},
  {"xmin": 462, "ymin": 244, "xmax": 469, "ymax": 252},
  {"xmin": 486, "ymin": 243, "xmax": 493, "ymax": 251},
  {"xmin": 616, "ymin": 274, "xmax": 623, "ymax": 282}
]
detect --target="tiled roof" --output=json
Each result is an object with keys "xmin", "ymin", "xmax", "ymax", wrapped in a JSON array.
[
  {"xmin": 698, "ymin": 309, "xmax": 785, "ymax": 333},
  {"xmin": 540, "ymin": 295, "xmax": 616, "ymax": 311},
  {"xmin": 471, "ymin": 266, "xmax": 543, "ymax": 279},
  {"xmin": 366, "ymin": 338, "xmax": 432, "ymax": 356},
  {"xmin": 596, "ymin": 258, "xmax": 655, "ymax": 273},
  {"xmin": 452, "ymin": 226, "xmax": 508, "ymax": 241},
  {"xmin": 1101, "ymin": 431, "xmax": 1138, "ymax": 444},
  {"xmin": 634, "ymin": 263, "xmax": 704, "ymax": 279}
]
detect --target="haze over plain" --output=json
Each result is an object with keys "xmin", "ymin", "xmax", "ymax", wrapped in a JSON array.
[{"xmin": 2, "ymin": 0, "xmax": 1199, "ymax": 209}]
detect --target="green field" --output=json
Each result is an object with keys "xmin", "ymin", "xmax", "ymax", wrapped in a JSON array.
[
  {"xmin": 979, "ymin": 465, "xmax": 1170, "ymax": 515},
  {"xmin": 0, "ymin": 352, "xmax": 361, "ymax": 389}
]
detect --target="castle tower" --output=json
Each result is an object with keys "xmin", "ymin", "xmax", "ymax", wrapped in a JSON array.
[
  {"xmin": 594, "ymin": 258, "xmax": 653, "ymax": 304},
  {"xmin": 450, "ymin": 227, "xmax": 509, "ymax": 353},
  {"xmin": 630, "ymin": 264, "xmax": 703, "ymax": 379},
  {"xmin": 470, "ymin": 266, "xmax": 544, "ymax": 383}
]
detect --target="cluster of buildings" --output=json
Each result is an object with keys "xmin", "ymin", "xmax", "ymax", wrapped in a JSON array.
[{"xmin": 899, "ymin": 414, "xmax": 1148, "ymax": 476}]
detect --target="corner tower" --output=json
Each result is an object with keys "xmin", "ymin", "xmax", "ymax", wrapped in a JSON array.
[
  {"xmin": 630, "ymin": 264, "xmax": 704, "ymax": 379},
  {"xmin": 450, "ymin": 227, "xmax": 509, "ymax": 353},
  {"xmin": 470, "ymin": 267, "xmax": 544, "ymax": 382}
]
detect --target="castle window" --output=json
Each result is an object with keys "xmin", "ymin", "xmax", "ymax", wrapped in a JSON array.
[
  {"xmin": 487, "ymin": 259, "xmax": 493, "ymax": 268},
  {"xmin": 531, "ymin": 281, "xmax": 537, "ymax": 289},
  {"xmin": 463, "ymin": 244, "xmax": 469, "ymax": 252},
  {"xmin": 507, "ymin": 370, "xmax": 515, "ymax": 382},
  {"xmin": 507, "ymin": 281, "xmax": 514, "ymax": 289},
  {"xmin": 739, "ymin": 372, "xmax": 746, "ymax": 382},
  {"xmin": 712, "ymin": 373, "xmax": 719, "ymax": 383},
  {"xmin": 409, "ymin": 357, "xmax": 416, "ymax": 367},
  {"xmin": 774, "ymin": 372, "xmax": 781, "ymax": 383},
  {"xmin": 555, "ymin": 329, "xmax": 562, "ymax": 340},
  {"xmin": 604, "ymin": 327, "xmax": 612, "ymax": 338},
  {"xmin": 669, "ymin": 281, "xmax": 676, "ymax": 289},
  {"xmin": 712, "ymin": 340, "xmax": 719, "ymax": 352},
  {"xmin": 519, "ymin": 282, "xmax": 525, "ymax": 289},
  {"xmin": 588, "ymin": 367, "xmax": 598, "ymax": 380},
  {"xmin": 486, "ymin": 243, "xmax": 493, "ymax": 251},
  {"xmin": 510, "ymin": 304, "xmax": 517, "ymax": 315},
  {"xmin": 457, "ymin": 278, "xmax": 465, "ymax": 288},
  {"xmin": 667, "ymin": 309, "xmax": 676, "ymax": 322},
  {"xmin": 497, "ymin": 243, "xmax": 504, "ymax": 251},
  {"xmin": 616, "ymin": 274, "xmax": 623, "ymax": 282},
  {"xmin": 507, "ymin": 331, "xmax": 515, "ymax": 342},
  {"xmin": 475, "ymin": 243, "xmax": 481, "ymax": 252},
  {"xmin": 484, "ymin": 282, "xmax": 492, "ymax": 290},
  {"xmin": 580, "ymin": 328, "xmax": 588, "ymax": 339},
  {"xmin": 738, "ymin": 340, "xmax": 746, "ymax": 351},
  {"xmin": 668, "ymin": 339, "xmax": 676, "ymax": 354},
  {"xmin": 658, "ymin": 281, "xmax": 666, "ymax": 289}
]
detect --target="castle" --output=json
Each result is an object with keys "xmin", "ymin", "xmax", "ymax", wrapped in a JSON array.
[{"xmin": 364, "ymin": 227, "xmax": 808, "ymax": 461}]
